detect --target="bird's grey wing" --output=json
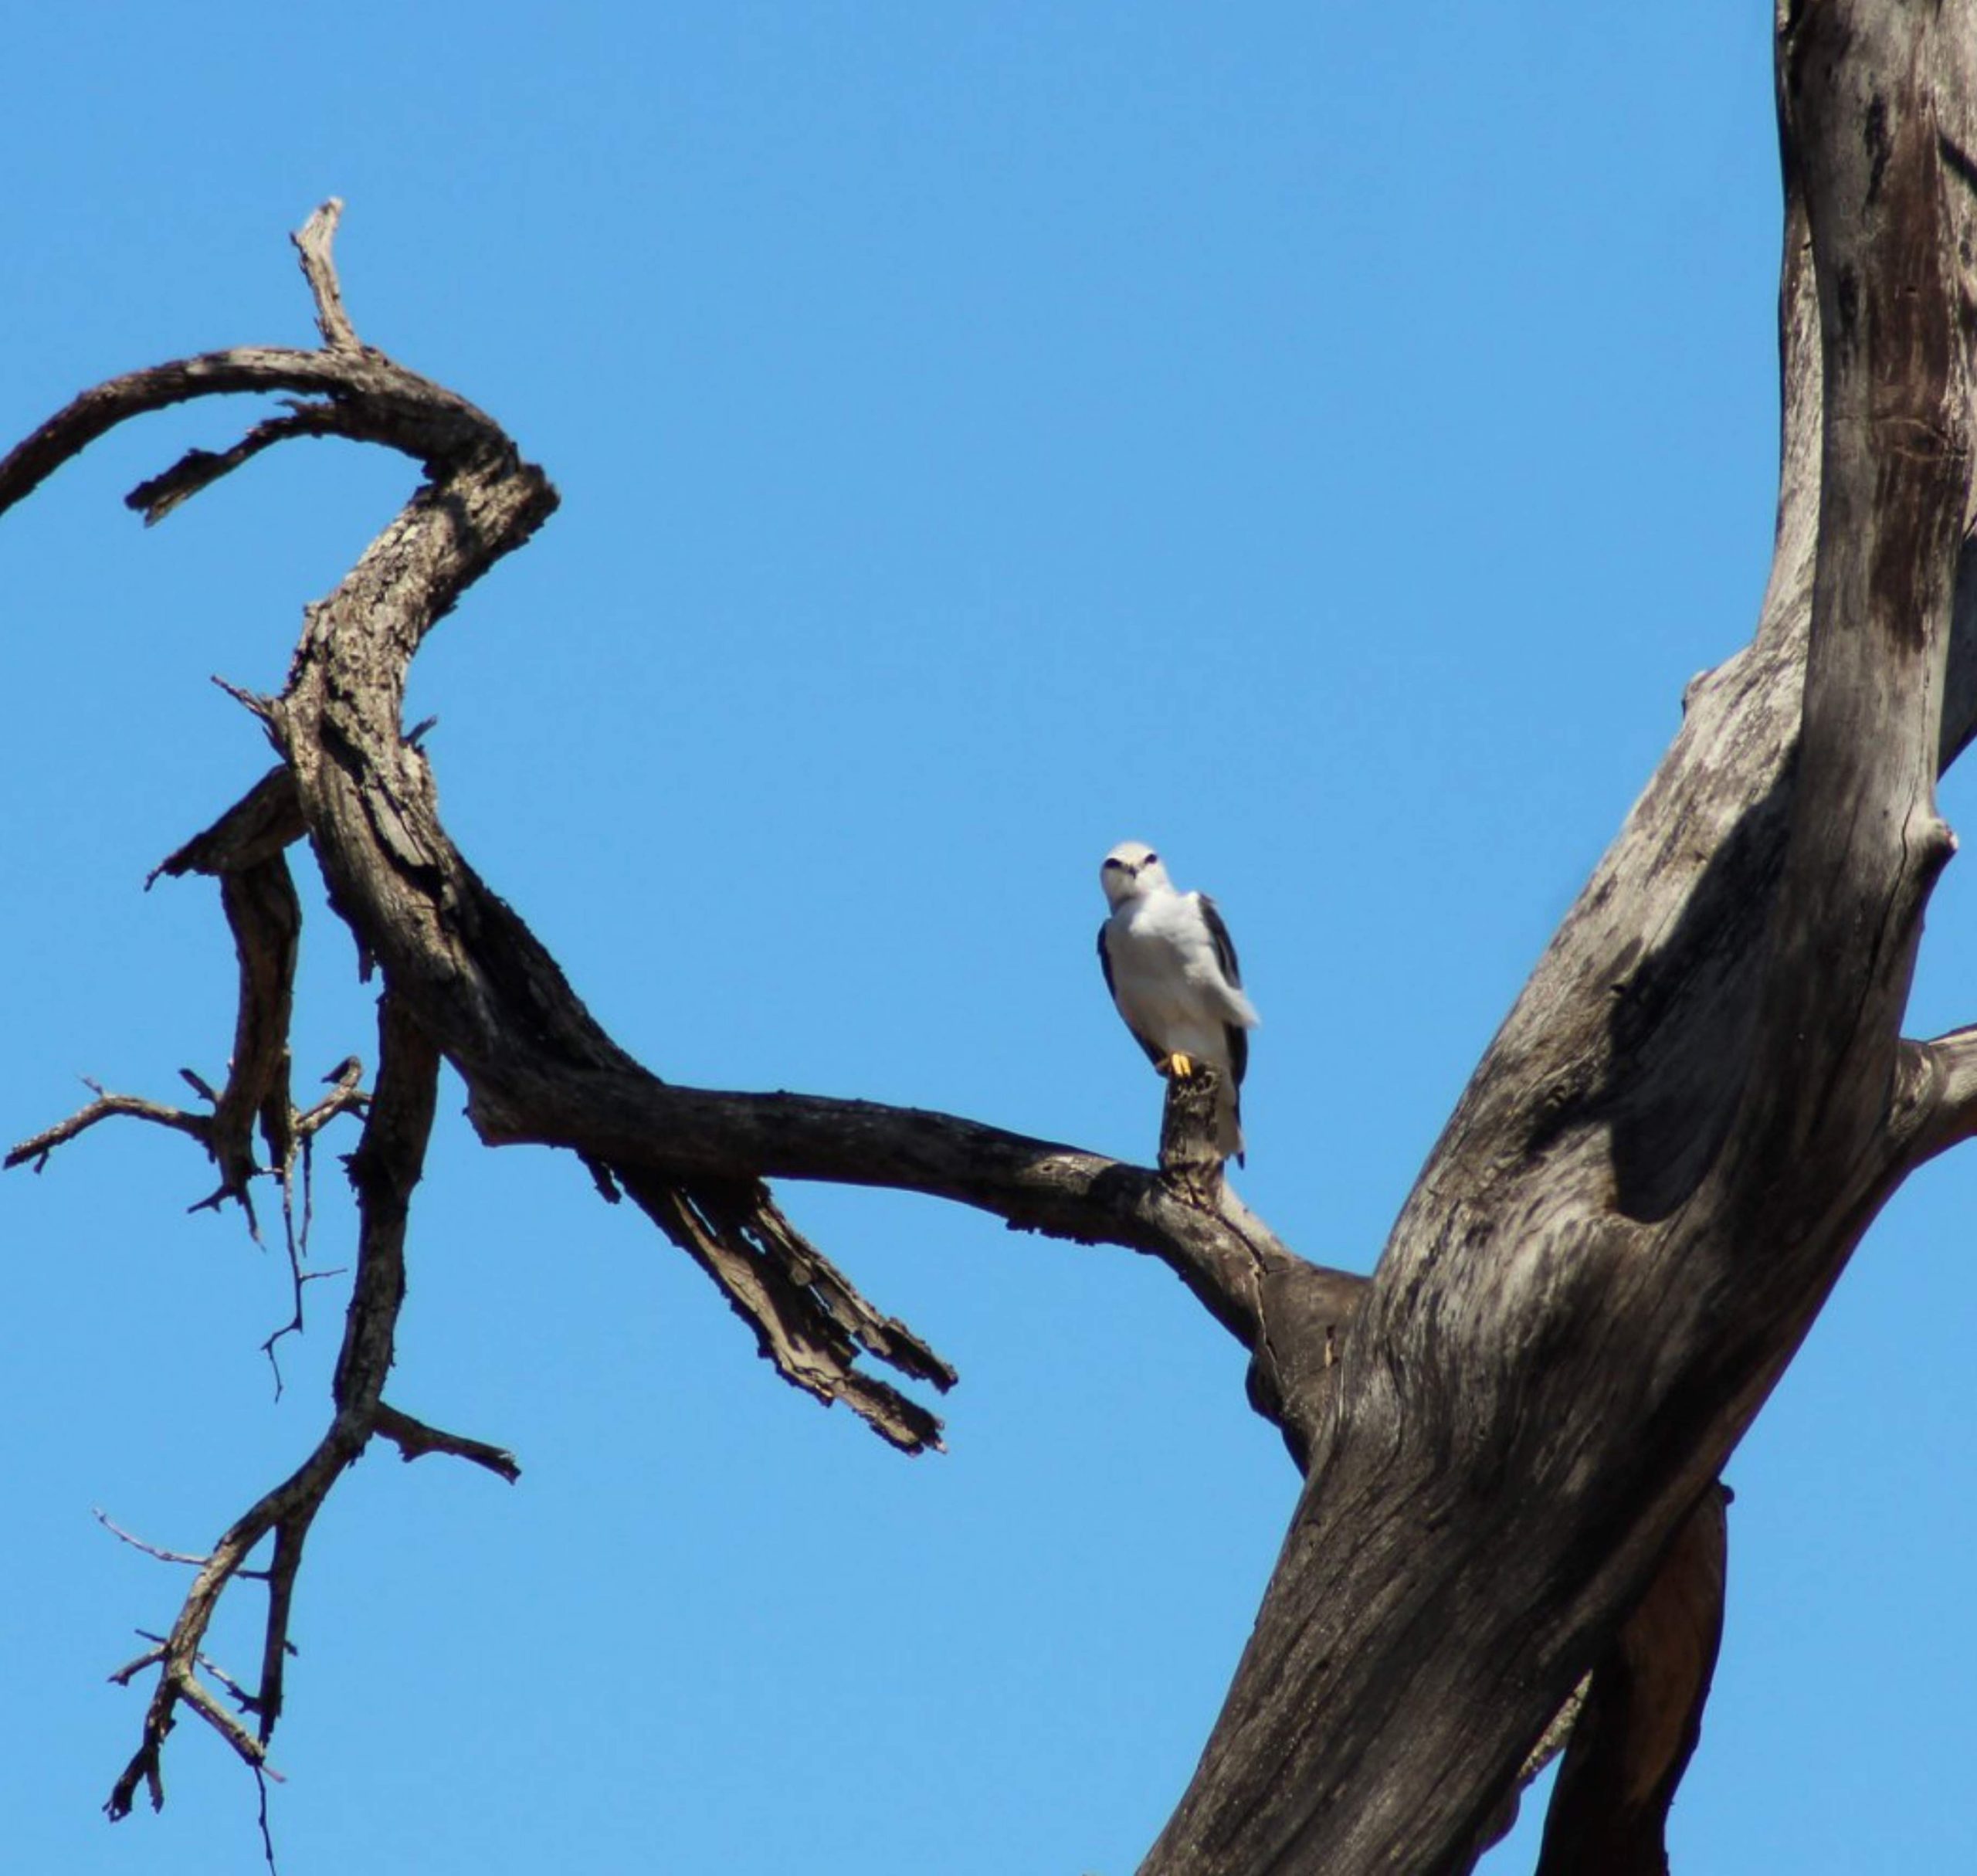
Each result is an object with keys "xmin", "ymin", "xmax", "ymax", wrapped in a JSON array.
[
  {"xmin": 1197, "ymin": 895, "xmax": 1251, "ymax": 1090},
  {"xmin": 1225, "ymin": 1019, "xmax": 1250, "ymax": 1088},
  {"xmin": 1098, "ymin": 924, "xmax": 1166, "ymax": 1068},
  {"xmin": 1198, "ymin": 894, "xmax": 1243, "ymax": 986}
]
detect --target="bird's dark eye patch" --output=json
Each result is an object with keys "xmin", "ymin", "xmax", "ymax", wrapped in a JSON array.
[
  {"xmin": 1102, "ymin": 857, "xmax": 1125, "ymax": 871},
  {"xmin": 1143, "ymin": 852, "xmax": 1159, "ymax": 866}
]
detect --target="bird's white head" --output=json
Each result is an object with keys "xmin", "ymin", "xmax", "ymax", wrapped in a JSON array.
[{"xmin": 1100, "ymin": 840, "xmax": 1172, "ymax": 909}]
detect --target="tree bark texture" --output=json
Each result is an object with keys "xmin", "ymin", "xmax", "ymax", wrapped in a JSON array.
[
  {"xmin": 1139, "ymin": 5, "xmax": 1977, "ymax": 1870},
  {"xmin": 0, "ymin": 205, "xmax": 1365, "ymax": 1818},
  {"xmin": 4, "ymin": 3, "xmax": 1976, "ymax": 1869}
]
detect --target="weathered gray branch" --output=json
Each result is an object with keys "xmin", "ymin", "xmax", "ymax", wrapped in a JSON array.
[
  {"xmin": 1141, "ymin": 5, "xmax": 1977, "ymax": 1870},
  {"xmin": 293, "ymin": 198, "xmax": 361, "ymax": 351},
  {"xmin": 14, "ymin": 5, "xmax": 1974, "ymax": 1860},
  {"xmin": 7, "ymin": 1087, "xmax": 212, "ymax": 1169},
  {"xmin": 1900, "ymin": 1023, "xmax": 1977, "ymax": 1163}
]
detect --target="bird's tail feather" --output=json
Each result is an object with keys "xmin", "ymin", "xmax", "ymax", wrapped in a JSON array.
[{"xmin": 1218, "ymin": 1080, "xmax": 1245, "ymax": 1165}]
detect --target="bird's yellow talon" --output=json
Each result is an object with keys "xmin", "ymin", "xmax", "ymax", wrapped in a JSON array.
[{"xmin": 1165, "ymin": 1052, "xmax": 1195, "ymax": 1079}]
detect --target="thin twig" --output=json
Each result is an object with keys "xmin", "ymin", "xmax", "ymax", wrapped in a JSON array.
[
  {"xmin": 259, "ymin": 1267, "xmax": 346, "ymax": 1402},
  {"xmin": 107, "ymin": 1643, "xmax": 165, "ymax": 1688},
  {"xmin": 6, "ymin": 1088, "xmax": 209, "ymax": 1171},
  {"xmin": 291, "ymin": 198, "xmax": 358, "ymax": 351},
  {"xmin": 103, "ymin": 997, "xmax": 441, "ymax": 1817},
  {"xmin": 127, "ymin": 405, "xmax": 352, "ymax": 525},
  {"xmin": 93, "ymin": 1510, "xmax": 212, "ymax": 1569},
  {"xmin": 255, "ymin": 1765, "xmax": 280, "ymax": 1876},
  {"xmin": 212, "ymin": 673, "xmax": 276, "ymax": 724},
  {"xmin": 374, "ymin": 1403, "xmax": 522, "ymax": 1483},
  {"xmin": 197, "ymin": 1650, "xmax": 260, "ymax": 1712},
  {"xmin": 179, "ymin": 1067, "xmax": 221, "ymax": 1104}
]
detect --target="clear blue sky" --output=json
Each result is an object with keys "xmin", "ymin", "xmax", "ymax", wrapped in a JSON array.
[{"xmin": 5, "ymin": 5, "xmax": 1974, "ymax": 1872}]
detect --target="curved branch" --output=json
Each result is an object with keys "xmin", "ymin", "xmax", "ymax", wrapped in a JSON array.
[
  {"xmin": 6, "ymin": 195, "xmax": 1363, "ymax": 1825},
  {"xmin": 0, "ymin": 348, "xmax": 477, "ymax": 517},
  {"xmin": 7, "ymin": 1085, "xmax": 210, "ymax": 1169},
  {"xmin": 3, "ymin": 201, "xmax": 1357, "ymax": 1469},
  {"xmin": 0, "ymin": 206, "xmax": 511, "ymax": 524},
  {"xmin": 478, "ymin": 1077, "xmax": 1335, "ymax": 1331}
]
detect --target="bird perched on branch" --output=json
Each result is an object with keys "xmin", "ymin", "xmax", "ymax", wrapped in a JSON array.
[{"xmin": 1097, "ymin": 840, "xmax": 1260, "ymax": 1164}]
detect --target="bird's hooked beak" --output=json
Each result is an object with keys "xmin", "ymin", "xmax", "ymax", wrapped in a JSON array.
[
  {"xmin": 1100, "ymin": 853, "xmax": 1132, "ymax": 910},
  {"xmin": 1101, "ymin": 846, "xmax": 1161, "ymax": 907}
]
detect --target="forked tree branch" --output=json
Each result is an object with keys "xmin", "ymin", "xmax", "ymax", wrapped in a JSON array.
[
  {"xmin": 1899, "ymin": 1023, "xmax": 1977, "ymax": 1163},
  {"xmin": 39, "ymin": 29, "xmax": 1965, "ymax": 1840},
  {"xmin": 2, "ymin": 199, "xmax": 1373, "ymax": 1820},
  {"xmin": 104, "ymin": 991, "xmax": 452, "ymax": 1820},
  {"xmin": 10, "ymin": 764, "xmax": 345, "ymax": 1255},
  {"xmin": 1, "ymin": 201, "xmax": 1363, "ymax": 1451},
  {"xmin": 1138, "ymin": 5, "xmax": 1977, "ymax": 1870}
]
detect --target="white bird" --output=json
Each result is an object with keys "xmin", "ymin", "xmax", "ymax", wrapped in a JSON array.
[{"xmin": 1097, "ymin": 840, "xmax": 1260, "ymax": 1163}]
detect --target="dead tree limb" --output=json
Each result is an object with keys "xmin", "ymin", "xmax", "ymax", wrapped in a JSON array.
[
  {"xmin": 2, "ymin": 198, "xmax": 1368, "ymax": 1458},
  {"xmin": 2, "ymin": 197, "xmax": 1365, "ymax": 1813},
  {"xmin": 10, "ymin": 760, "xmax": 331, "ymax": 1228},
  {"xmin": 1534, "ymin": 1484, "xmax": 1730, "ymax": 1876},
  {"xmin": 104, "ymin": 990, "xmax": 446, "ymax": 1820},
  {"xmin": 1138, "ymin": 5, "xmax": 1977, "ymax": 1870},
  {"xmin": 9, "ymin": 2, "xmax": 1974, "ymax": 1861}
]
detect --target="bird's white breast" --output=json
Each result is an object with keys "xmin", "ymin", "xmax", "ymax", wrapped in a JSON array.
[{"xmin": 1104, "ymin": 892, "xmax": 1252, "ymax": 1065}]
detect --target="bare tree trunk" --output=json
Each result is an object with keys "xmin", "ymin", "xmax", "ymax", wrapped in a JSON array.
[{"xmin": 1139, "ymin": 4, "xmax": 1977, "ymax": 1869}]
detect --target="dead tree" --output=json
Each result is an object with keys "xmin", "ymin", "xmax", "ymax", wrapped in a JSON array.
[{"xmin": 5, "ymin": 2, "xmax": 1975, "ymax": 1870}]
